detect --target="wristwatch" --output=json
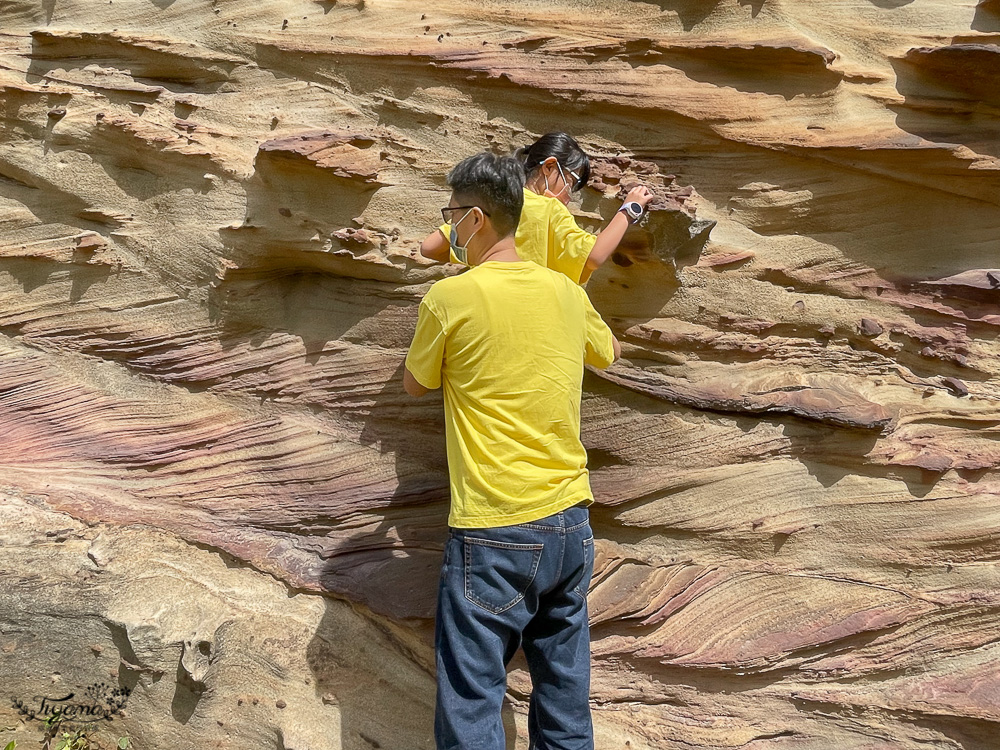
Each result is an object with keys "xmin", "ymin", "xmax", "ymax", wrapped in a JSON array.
[{"xmin": 619, "ymin": 201, "xmax": 644, "ymax": 223}]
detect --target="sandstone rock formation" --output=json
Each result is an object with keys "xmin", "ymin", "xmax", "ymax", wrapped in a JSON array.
[{"xmin": 1, "ymin": 1, "xmax": 998, "ymax": 748}]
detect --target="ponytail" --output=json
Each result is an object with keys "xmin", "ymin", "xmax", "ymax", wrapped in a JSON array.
[{"xmin": 517, "ymin": 132, "xmax": 590, "ymax": 191}]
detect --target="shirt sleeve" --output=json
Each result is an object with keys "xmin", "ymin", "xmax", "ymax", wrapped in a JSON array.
[
  {"xmin": 405, "ymin": 298, "xmax": 447, "ymax": 388},
  {"xmin": 438, "ymin": 223, "xmax": 461, "ymax": 265},
  {"xmin": 582, "ymin": 291, "xmax": 615, "ymax": 369},
  {"xmin": 548, "ymin": 201, "xmax": 598, "ymax": 285}
]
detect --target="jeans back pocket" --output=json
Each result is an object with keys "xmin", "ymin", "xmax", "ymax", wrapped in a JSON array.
[{"xmin": 463, "ymin": 537, "xmax": 544, "ymax": 614}]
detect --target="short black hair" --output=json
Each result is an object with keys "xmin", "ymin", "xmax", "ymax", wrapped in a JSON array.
[
  {"xmin": 515, "ymin": 132, "xmax": 590, "ymax": 191},
  {"xmin": 447, "ymin": 152, "xmax": 525, "ymax": 238}
]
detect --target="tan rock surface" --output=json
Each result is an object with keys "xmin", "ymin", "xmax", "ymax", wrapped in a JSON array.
[{"xmin": 1, "ymin": 1, "xmax": 998, "ymax": 748}]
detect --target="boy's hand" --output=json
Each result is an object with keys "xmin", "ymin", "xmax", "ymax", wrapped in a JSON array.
[{"xmin": 625, "ymin": 185, "xmax": 654, "ymax": 208}]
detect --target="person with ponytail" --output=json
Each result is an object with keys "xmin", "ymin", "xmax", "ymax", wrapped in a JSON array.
[{"xmin": 419, "ymin": 132, "xmax": 653, "ymax": 284}]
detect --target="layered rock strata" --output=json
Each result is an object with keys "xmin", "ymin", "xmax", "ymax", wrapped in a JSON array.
[{"xmin": 1, "ymin": 1, "xmax": 998, "ymax": 748}]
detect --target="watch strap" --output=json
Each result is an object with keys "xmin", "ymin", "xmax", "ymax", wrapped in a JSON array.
[{"xmin": 619, "ymin": 201, "xmax": 643, "ymax": 223}]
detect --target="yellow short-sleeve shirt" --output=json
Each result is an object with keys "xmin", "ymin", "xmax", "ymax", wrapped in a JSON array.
[
  {"xmin": 439, "ymin": 188, "xmax": 598, "ymax": 284},
  {"xmin": 405, "ymin": 260, "xmax": 615, "ymax": 528}
]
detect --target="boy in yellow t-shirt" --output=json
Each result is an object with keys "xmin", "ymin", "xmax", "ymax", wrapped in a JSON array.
[
  {"xmin": 404, "ymin": 152, "xmax": 619, "ymax": 750},
  {"xmin": 420, "ymin": 132, "xmax": 653, "ymax": 284}
]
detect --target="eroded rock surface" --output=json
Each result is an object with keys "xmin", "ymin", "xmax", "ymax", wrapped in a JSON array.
[{"xmin": 1, "ymin": 1, "xmax": 998, "ymax": 748}]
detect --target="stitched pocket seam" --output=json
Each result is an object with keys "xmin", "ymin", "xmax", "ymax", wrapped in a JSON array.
[{"xmin": 464, "ymin": 539, "xmax": 544, "ymax": 614}]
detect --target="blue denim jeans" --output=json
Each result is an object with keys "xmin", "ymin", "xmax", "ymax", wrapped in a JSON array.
[{"xmin": 434, "ymin": 503, "xmax": 595, "ymax": 750}]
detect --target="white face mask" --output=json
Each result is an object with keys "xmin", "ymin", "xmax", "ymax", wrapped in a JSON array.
[
  {"xmin": 543, "ymin": 161, "xmax": 580, "ymax": 202},
  {"xmin": 449, "ymin": 208, "xmax": 480, "ymax": 266}
]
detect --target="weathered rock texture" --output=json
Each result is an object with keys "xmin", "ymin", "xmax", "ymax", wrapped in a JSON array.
[{"xmin": 1, "ymin": 1, "xmax": 998, "ymax": 748}]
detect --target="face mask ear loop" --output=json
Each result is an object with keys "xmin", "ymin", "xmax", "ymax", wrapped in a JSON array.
[
  {"xmin": 556, "ymin": 162, "xmax": 571, "ymax": 198},
  {"xmin": 542, "ymin": 159, "xmax": 569, "ymax": 199},
  {"xmin": 450, "ymin": 208, "xmax": 481, "ymax": 266}
]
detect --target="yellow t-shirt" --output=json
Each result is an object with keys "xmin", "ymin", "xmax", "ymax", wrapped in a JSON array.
[
  {"xmin": 439, "ymin": 188, "xmax": 598, "ymax": 284},
  {"xmin": 405, "ymin": 260, "xmax": 616, "ymax": 528}
]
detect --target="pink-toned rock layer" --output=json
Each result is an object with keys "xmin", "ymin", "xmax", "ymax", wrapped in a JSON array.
[{"xmin": 1, "ymin": 2, "xmax": 997, "ymax": 748}]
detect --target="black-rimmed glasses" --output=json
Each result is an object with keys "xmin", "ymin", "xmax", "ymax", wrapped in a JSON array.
[{"xmin": 440, "ymin": 205, "xmax": 491, "ymax": 223}]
